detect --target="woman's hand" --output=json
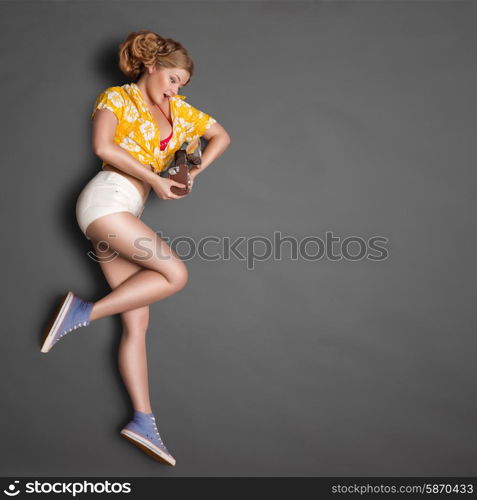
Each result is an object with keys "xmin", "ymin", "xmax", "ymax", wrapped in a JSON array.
[
  {"xmin": 188, "ymin": 167, "xmax": 200, "ymax": 191},
  {"xmin": 187, "ymin": 171, "xmax": 194, "ymax": 191},
  {"xmin": 151, "ymin": 175, "xmax": 187, "ymax": 200}
]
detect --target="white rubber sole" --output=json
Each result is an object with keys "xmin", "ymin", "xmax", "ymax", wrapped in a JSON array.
[
  {"xmin": 120, "ymin": 429, "xmax": 176, "ymax": 466},
  {"xmin": 40, "ymin": 291, "xmax": 74, "ymax": 353}
]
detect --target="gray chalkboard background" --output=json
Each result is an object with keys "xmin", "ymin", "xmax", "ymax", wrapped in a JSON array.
[{"xmin": 1, "ymin": 0, "xmax": 476, "ymax": 476}]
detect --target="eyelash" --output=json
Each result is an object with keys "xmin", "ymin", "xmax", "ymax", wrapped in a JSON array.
[{"xmin": 170, "ymin": 77, "xmax": 182, "ymax": 88}]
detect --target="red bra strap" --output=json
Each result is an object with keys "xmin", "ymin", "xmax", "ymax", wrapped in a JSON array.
[{"xmin": 156, "ymin": 103, "xmax": 172, "ymax": 125}]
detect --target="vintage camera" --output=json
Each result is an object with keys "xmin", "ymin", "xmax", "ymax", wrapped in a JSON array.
[{"xmin": 162, "ymin": 137, "xmax": 204, "ymax": 196}]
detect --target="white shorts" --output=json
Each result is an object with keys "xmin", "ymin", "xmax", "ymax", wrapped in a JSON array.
[{"xmin": 76, "ymin": 170, "xmax": 145, "ymax": 240}]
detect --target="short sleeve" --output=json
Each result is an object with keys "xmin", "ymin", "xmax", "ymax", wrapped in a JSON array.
[
  {"xmin": 181, "ymin": 100, "xmax": 217, "ymax": 138},
  {"xmin": 91, "ymin": 87, "xmax": 125, "ymax": 122}
]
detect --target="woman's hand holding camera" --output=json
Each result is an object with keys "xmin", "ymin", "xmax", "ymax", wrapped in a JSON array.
[
  {"xmin": 152, "ymin": 175, "xmax": 187, "ymax": 200},
  {"xmin": 182, "ymin": 170, "xmax": 196, "ymax": 193}
]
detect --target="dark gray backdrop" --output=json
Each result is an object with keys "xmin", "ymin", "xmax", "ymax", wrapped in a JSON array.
[{"xmin": 1, "ymin": 0, "xmax": 476, "ymax": 477}]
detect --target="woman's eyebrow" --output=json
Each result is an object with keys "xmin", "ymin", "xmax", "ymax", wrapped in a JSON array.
[{"xmin": 175, "ymin": 74, "xmax": 183, "ymax": 84}]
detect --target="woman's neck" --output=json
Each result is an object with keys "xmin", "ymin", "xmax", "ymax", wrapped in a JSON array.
[{"xmin": 135, "ymin": 81, "xmax": 153, "ymax": 106}]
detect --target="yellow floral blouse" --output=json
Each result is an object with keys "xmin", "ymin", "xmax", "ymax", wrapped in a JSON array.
[{"xmin": 91, "ymin": 82, "xmax": 216, "ymax": 173}]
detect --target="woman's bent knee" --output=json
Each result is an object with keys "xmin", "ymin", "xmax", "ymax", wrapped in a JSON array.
[{"xmin": 169, "ymin": 263, "xmax": 188, "ymax": 291}]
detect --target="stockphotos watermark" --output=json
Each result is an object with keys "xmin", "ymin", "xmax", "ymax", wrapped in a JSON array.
[
  {"xmin": 2, "ymin": 480, "xmax": 132, "ymax": 497},
  {"xmin": 86, "ymin": 230, "xmax": 390, "ymax": 270}
]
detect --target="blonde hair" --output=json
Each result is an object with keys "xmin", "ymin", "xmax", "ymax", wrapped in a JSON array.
[{"xmin": 118, "ymin": 29, "xmax": 194, "ymax": 82}]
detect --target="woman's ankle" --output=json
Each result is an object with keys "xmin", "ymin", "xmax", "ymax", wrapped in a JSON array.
[
  {"xmin": 134, "ymin": 407, "xmax": 153, "ymax": 415},
  {"xmin": 89, "ymin": 303, "xmax": 100, "ymax": 321}
]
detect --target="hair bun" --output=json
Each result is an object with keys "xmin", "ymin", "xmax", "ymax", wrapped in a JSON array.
[
  {"xmin": 155, "ymin": 38, "xmax": 175, "ymax": 57},
  {"xmin": 118, "ymin": 29, "xmax": 195, "ymax": 81}
]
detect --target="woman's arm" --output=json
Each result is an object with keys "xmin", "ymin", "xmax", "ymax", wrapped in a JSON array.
[
  {"xmin": 91, "ymin": 108, "xmax": 160, "ymax": 187},
  {"xmin": 190, "ymin": 122, "xmax": 231, "ymax": 179},
  {"xmin": 92, "ymin": 108, "xmax": 187, "ymax": 200}
]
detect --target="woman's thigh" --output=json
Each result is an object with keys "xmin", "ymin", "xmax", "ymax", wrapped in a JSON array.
[
  {"xmin": 91, "ymin": 237, "xmax": 149, "ymax": 332},
  {"xmin": 86, "ymin": 211, "xmax": 188, "ymax": 287}
]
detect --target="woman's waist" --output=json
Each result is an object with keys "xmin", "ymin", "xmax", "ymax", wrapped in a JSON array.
[{"xmin": 102, "ymin": 164, "xmax": 151, "ymax": 203}]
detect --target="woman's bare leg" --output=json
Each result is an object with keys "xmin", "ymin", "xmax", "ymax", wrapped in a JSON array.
[
  {"xmin": 91, "ymin": 237, "xmax": 154, "ymax": 413},
  {"xmin": 84, "ymin": 211, "xmax": 189, "ymax": 322}
]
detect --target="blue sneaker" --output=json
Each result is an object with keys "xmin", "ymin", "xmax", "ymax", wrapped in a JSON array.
[
  {"xmin": 120, "ymin": 411, "xmax": 176, "ymax": 466},
  {"xmin": 41, "ymin": 291, "xmax": 94, "ymax": 353}
]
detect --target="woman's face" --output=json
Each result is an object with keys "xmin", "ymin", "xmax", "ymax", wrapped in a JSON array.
[{"xmin": 145, "ymin": 66, "xmax": 190, "ymax": 104}]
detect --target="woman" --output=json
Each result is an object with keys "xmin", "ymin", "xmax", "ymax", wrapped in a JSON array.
[{"xmin": 40, "ymin": 30, "xmax": 231, "ymax": 466}]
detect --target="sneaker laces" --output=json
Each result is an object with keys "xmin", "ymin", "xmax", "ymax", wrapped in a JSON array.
[
  {"xmin": 65, "ymin": 300, "xmax": 92, "ymax": 333},
  {"xmin": 150, "ymin": 416, "xmax": 164, "ymax": 445},
  {"xmin": 64, "ymin": 321, "xmax": 88, "ymax": 334},
  {"xmin": 55, "ymin": 300, "xmax": 92, "ymax": 343},
  {"xmin": 53, "ymin": 322, "xmax": 86, "ymax": 346}
]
